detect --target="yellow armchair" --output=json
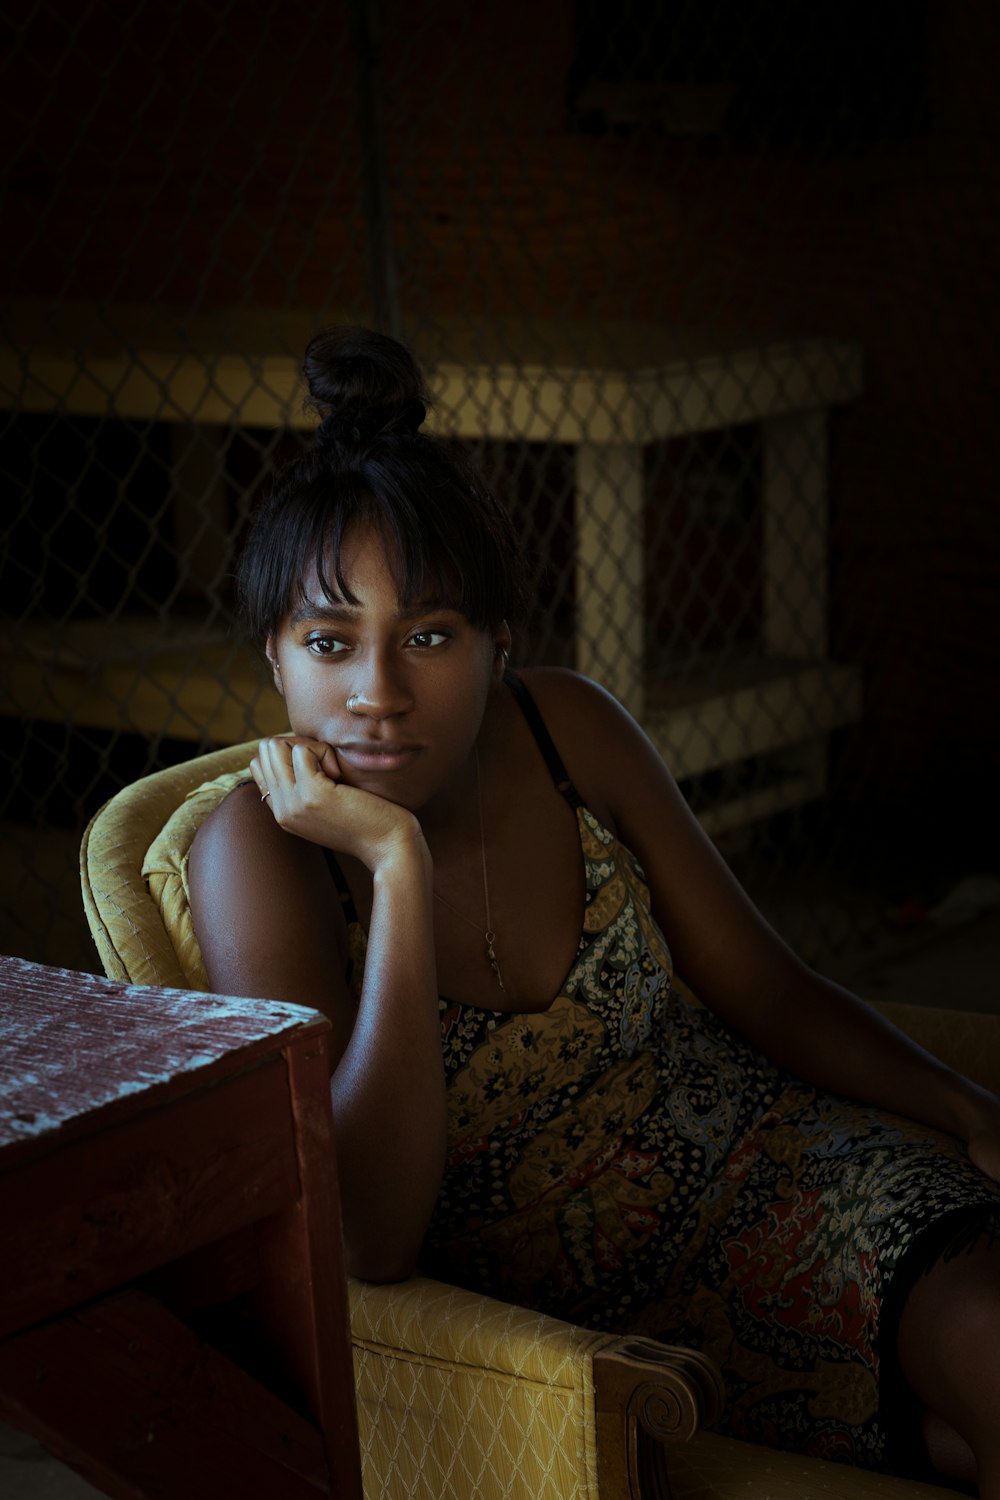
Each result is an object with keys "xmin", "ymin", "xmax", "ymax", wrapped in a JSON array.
[{"xmin": 81, "ymin": 744, "xmax": 982, "ymax": 1500}]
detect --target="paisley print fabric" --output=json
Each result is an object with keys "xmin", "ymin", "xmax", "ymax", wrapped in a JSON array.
[{"xmin": 334, "ymin": 699, "xmax": 1000, "ymax": 1469}]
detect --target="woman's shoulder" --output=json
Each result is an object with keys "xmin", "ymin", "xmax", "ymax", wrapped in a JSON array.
[
  {"xmin": 188, "ymin": 775, "xmax": 352, "ymax": 1019},
  {"xmin": 191, "ymin": 775, "xmax": 281, "ymax": 860},
  {"xmin": 191, "ymin": 776, "xmax": 342, "ymax": 902},
  {"xmin": 511, "ymin": 667, "xmax": 665, "ymax": 821},
  {"xmin": 514, "ymin": 665, "xmax": 627, "ymax": 725},
  {"xmin": 513, "ymin": 666, "xmax": 652, "ymax": 761}
]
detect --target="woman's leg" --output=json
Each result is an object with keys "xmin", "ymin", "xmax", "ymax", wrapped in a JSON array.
[{"xmin": 897, "ymin": 1236, "xmax": 1000, "ymax": 1496}]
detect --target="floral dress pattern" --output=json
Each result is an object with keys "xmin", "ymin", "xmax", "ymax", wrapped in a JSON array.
[{"xmin": 334, "ymin": 688, "xmax": 1000, "ymax": 1470}]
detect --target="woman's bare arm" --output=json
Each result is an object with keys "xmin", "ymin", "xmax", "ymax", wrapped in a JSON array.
[
  {"xmin": 188, "ymin": 743, "xmax": 447, "ymax": 1281},
  {"xmin": 526, "ymin": 668, "xmax": 1000, "ymax": 1180}
]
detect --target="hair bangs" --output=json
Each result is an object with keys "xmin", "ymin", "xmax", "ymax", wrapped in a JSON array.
[{"xmin": 284, "ymin": 473, "xmax": 482, "ymax": 630}]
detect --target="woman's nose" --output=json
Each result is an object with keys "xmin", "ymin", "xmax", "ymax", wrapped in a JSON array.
[{"xmin": 345, "ymin": 654, "xmax": 413, "ymax": 719}]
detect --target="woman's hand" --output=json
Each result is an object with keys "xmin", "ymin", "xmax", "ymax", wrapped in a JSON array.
[
  {"xmin": 250, "ymin": 735, "xmax": 425, "ymax": 874},
  {"xmin": 962, "ymin": 1090, "xmax": 1000, "ymax": 1184}
]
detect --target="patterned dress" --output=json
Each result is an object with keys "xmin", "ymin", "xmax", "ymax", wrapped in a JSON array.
[{"xmin": 331, "ymin": 678, "xmax": 1000, "ymax": 1471}]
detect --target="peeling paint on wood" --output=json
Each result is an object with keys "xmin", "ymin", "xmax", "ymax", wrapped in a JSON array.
[{"xmin": 0, "ymin": 956, "xmax": 329, "ymax": 1155}]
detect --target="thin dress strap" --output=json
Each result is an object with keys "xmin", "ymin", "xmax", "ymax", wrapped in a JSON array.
[{"xmin": 505, "ymin": 672, "xmax": 585, "ymax": 809}]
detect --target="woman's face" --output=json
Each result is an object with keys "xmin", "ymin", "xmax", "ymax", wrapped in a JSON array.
[{"xmin": 265, "ymin": 525, "xmax": 510, "ymax": 816}]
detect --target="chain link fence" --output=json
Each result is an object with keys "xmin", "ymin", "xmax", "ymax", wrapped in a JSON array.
[{"xmin": 3, "ymin": 0, "xmax": 998, "ymax": 977}]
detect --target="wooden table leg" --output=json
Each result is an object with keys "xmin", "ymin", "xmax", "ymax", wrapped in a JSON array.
[{"xmin": 0, "ymin": 1288, "xmax": 328, "ymax": 1499}]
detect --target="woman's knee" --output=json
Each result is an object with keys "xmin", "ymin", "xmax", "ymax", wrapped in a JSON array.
[{"xmin": 898, "ymin": 1237, "xmax": 1000, "ymax": 1455}]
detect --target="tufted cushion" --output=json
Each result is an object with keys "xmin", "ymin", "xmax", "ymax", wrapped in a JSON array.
[
  {"xmin": 80, "ymin": 741, "xmax": 258, "ymax": 988},
  {"xmin": 141, "ymin": 765, "xmax": 252, "ymax": 990}
]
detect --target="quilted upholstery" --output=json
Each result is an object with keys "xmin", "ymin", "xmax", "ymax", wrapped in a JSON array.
[
  {"xmin": 80, "ymin": 749, "xmax": 994, "ymax": 1500},
  {"xmin": 350, "ymin": 1276, "xmax": 614, "ymax": 1500},
  {"xmin": 81, "ymin": 742, "xmax": 257, "ymax": 988}
]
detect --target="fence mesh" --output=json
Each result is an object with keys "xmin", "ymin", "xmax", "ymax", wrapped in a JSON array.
[{"xmin": 2, "ymin": 0, "xmax": 998, "ymax": 977}]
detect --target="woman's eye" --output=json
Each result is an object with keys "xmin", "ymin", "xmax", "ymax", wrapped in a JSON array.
[
  {"xmin": 407, "ymin": 629, "xmax": 450, "ymax": 649},
  {"xmin": 306, "ymin": 635, "xmax": 348, "ymax": 656}
]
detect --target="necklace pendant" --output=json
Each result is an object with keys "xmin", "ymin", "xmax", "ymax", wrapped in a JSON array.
[{"xmin": 485, "ymin": 931, "xmax": 506, "ymax": 992}]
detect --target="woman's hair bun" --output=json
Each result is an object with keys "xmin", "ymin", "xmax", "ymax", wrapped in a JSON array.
[{"xmin": 304, "ymin": 326, "xmax": 430, "ymax": 447}]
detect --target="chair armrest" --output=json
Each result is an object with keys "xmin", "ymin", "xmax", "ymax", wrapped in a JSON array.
[
  {"xmin": 348, "ymin": 1274, "xmax": 722, "ymax": 1500},
  {"xmin": 594, "ymin": 1337, "xmax": 725, "ymax": 1500}
]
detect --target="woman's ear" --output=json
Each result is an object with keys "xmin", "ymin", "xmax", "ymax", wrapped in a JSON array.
[
  {"xmin": 265, "ymin": 637, "xmax": 284, "ymax": 698},
  {"xmin": 493, "ymin": 621, "xmax": 513, "ymax": 680}
]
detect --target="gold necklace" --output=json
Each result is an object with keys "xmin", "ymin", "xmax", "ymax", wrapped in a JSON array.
[{"xmin": 433, "ymin": 745, "xmax": 505, "ymax": 992}]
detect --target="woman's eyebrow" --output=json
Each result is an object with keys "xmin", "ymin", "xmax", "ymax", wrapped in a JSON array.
[{"xmin": 288, "ymin": 600, "xmax": 355, "ymax": 626}]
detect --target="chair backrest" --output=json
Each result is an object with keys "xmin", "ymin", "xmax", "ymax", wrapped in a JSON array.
[{"xmin": 80, "ymin": 742, "xmax": 258, "ymax": 987}]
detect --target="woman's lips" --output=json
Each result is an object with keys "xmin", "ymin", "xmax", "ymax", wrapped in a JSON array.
[{"xmin": 335, "ymin": 742, "xmax": 422, "ymax": 774}]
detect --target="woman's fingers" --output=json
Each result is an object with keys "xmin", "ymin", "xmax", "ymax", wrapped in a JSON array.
[
  {"xmin": 257, "ymin": 737, "xmax": 290, "ymax": 794},
  {"xmin": 313, "ymin": 740, "xmax": 344, "ymax": 781},
  {"xmin": 249, "ymin": 751, "xmax": 272, "ymax": 800},
  {"xmin": 257, "ymin": 736, "xmax": 341, "ymax": 780},
  {"xmin": 252, "ymin": 737, "xmax": 344, "ymax": 837},
  {"xmin": 290, "ymin": 738, "xmax": 344, "ymax": 784},
  {"xmin": 250, "ymin": 736, "xmax": 422, "ymax": 869},
  {"xmin": 253, "ymin": 737, "xmax": 300, "ymax": 814}
]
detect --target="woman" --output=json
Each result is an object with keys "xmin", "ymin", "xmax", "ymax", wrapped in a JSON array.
[{"xmin": 189, "ymin": 327, "xmax": 1000, "ymax": 1489}]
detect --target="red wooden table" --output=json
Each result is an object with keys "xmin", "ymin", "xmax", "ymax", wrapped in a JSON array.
[{"xmin": 0, "ymin": 955, "xmax": 363, "ymax": 1499}]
